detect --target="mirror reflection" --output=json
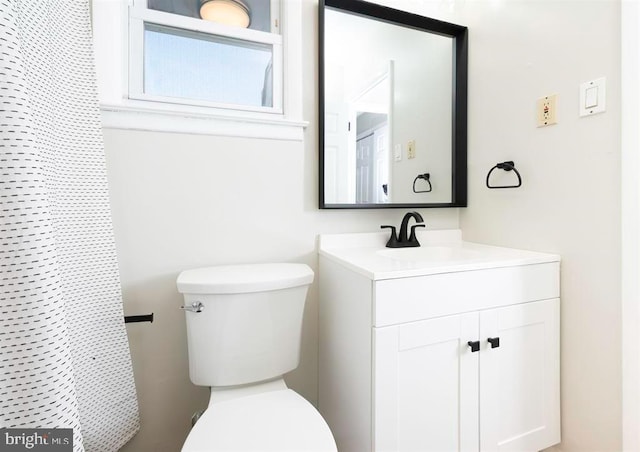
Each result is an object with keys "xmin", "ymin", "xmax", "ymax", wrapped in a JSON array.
[{"xmin": 320, "ymin": 0, "xmax": 468, "ymax": 208}]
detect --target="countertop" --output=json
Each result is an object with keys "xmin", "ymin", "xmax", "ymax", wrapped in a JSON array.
[{"xmin": 318, "ymin": 230, "xmax": 561, "ymax": 281}]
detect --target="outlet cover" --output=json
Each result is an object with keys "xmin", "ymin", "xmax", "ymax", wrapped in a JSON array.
[
  {"xmin": 407, "ymin": 140, "xmax": 416, "ymax": 159},
  {"xmin": 536, "ymin": 94, "xmax": 558, "ymax": 127}
]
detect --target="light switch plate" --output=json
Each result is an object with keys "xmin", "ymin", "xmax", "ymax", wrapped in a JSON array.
[
  {"xmin": 394, "ymin": 144, "xmax": 402, "ymax": 162},
  {"xmin": 579, "ymin": 77, "xmax": 606, "ymax": 117}
]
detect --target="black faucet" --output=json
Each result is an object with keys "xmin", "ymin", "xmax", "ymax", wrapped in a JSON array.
[{"xmin": 381, "ymin": 211, "xmax": 426, "ymax": 248}]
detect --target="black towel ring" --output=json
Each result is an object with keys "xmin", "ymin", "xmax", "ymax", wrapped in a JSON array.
[
  {"xmin": 413, "ymin": 173, "xmax": 432, "ymax": 193},
  {"xmin": 486, "ymin": 161, "xmax": 522, "ymax": 189}
]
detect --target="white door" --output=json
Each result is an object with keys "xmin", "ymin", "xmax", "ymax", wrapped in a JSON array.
[
  {"xmin": 372, "ymin": 125, "xmax": 390, "ymax": 203},
  {"xmin": 479, "ymin": 298, "xmax": 561, "ymax": 452},
  {"xmin": 356, "ymin": 132, "xmax": 374, "ymax": 203},
  {"xmin": 324, "ymin": 102, "xmax": 352, "ymax": 203},
  {"xmin": 374, "ymin": 312, "xmax": 480, "ymax": 452}
]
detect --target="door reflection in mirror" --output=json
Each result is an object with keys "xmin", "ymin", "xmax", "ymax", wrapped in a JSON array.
[{"xmin": 331, "ymin": 63, "xmax": 392, "ymax": 204}]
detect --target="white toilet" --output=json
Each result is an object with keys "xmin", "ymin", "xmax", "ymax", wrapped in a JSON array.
[{"xmin": 176, "ymin": 263, "xmax": 337, "ymax": 452}]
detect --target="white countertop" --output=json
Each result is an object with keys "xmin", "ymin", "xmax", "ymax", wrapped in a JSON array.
[{"xmin": 318, "ymin": 230, "xmax": 560, "ymax": 281}]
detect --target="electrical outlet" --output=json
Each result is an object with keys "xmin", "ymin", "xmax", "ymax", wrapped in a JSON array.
[
  {"xmin": 407, "ymin": 140, "xmax": 416, "ymax": 159},
  {"xmin": 536, "ymin": 95, "xmax": 558, "ymax": 127}
]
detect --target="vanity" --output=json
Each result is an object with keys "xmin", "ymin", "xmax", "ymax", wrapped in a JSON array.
[{"xmin": 318, "ymin": 230, "xmax": 560, "ymax": 452}]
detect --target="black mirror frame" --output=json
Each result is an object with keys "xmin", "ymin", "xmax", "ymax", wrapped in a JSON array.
[{"xmin": 319, "ymin": 0, "xmax": 468, "ymax": 209}]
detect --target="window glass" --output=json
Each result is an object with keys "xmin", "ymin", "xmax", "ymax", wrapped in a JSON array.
[
  {"xmin": 144, "ymin": 23, "xmax": 274, "ymax": 108},
  {"xmin": 148, "ymin": 0, "xmax": 272, "ymax": 33}
]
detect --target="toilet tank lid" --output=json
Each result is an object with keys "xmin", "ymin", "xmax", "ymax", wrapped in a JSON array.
[{"xmin": 176, "ymin": 263, "xmax": 314, "ymax": 294}]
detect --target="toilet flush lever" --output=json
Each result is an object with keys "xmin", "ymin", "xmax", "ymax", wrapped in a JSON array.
[{"xmin": 180, "ymin": 301, "xmax": 204, "ymax": 313}]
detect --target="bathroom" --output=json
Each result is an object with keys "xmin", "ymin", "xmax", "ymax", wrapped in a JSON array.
[{"xmin": 0, "ymin": 0, "xmax": 635, "ymax": 450}]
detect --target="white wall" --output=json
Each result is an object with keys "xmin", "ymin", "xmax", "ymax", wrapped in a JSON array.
[
  {"xmin": 104, "ymin": 0, "xmax": 622, "ymax": 451},
  {"xmin": 452, "ymin": 1, "xmax": 621, "ymax": 451},
  {"xmin": 622, "ymin": 2, "xmax": 640, "ymax": 449}
]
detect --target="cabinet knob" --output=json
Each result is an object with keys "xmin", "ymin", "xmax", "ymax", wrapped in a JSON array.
[
  {"xmin": 467, "ymin": 340, "xmax": 480, "ymax": 352},
  {"xmin": 488, "ymin": 337, "xmax": 500, "ymax": 348}
]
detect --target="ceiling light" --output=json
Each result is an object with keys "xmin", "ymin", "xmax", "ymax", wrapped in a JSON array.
[{"xmin": 200, "ymin": 0, "xmax": 251, "ymax": 28}]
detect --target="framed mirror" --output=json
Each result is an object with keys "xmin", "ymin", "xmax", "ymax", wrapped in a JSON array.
[{"xmin": 319, "ymin": 0, "xmax": 468, "ymax": 209}]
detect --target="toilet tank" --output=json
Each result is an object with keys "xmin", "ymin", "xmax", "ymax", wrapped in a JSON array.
[{"xmin": 176, "ymin": 263, "xmax": 314, "ymax": 387}]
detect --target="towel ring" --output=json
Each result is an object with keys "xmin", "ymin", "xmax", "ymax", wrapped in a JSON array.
[
  {"xmin": 486, "ymin": 161, "xmax": 522, "ymax": 189},
  {"xmin": 413, "ymin": 173, "xmax": 432, "ymax": 193}
]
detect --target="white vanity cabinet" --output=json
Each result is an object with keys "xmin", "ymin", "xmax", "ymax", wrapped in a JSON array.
[
  {"xmin": 318, "ymin": 232, "xmax": 561, "ymax": 452},
  {"xmin": 374, "ymin": 299, "xmax": 560, "ymax": 452}
]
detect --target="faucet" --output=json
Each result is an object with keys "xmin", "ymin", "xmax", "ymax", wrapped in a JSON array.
[{"xmin": 381, "ymin": 211, "xmax": 426, "ymax": 248}]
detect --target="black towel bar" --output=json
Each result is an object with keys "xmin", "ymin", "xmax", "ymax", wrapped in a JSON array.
[{"xmin": 124, "ymin": 313, "xmax": 154, "ymax": 324}]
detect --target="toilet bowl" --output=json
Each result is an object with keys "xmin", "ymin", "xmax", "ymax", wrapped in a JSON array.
[
  {"xmin": 182, "ymin": 379, "xmax": 336, "ymax": 452},
  {"xmin": 177, "ymin": 263, "xmax": 337, "ymax": 452}
]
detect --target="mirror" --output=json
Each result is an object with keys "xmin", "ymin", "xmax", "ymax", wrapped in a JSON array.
[{"xmin": 319, "ymin": 0, "xmax": 468, "ymax": 209}]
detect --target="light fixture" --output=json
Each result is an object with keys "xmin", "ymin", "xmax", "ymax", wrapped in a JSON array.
[{"xmin": 200, "ymin": 0, "xmax": 251, "ymax": 28}]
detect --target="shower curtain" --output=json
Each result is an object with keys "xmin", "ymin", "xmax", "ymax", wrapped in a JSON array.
[{"xmin": 0, "ymin": 0, "xmax": 140, "ymax": 450}]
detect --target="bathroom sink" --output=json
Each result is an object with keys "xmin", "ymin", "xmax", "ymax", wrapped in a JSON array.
[
  {"xmin": 318, "ymin": 229, "xmax": 561, "ymax": 280},
  {"xmin": 376, "ymin": 246, "xmax": 480, "ymax": 262}
]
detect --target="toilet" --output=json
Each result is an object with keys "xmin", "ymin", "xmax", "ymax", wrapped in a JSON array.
[{"xmin": 176, "ymin": 263, "xmax": 337, "ymax": 452}]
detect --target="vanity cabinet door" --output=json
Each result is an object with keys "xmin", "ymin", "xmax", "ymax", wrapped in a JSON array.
[
  {"xmin": 479, "ymin": 298, "xmax": 561, "ymax": 452},
  {"xmin": 374, "ymin": 312, "xmax": 480, "ymax": 452}
]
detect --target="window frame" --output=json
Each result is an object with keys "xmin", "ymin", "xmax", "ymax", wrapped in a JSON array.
[
  {"xmin": 91, "ymin": 0, "xmax": 306, "ymax": 140},
  {"xmin": 128, "ymin": 2, "xmax": 283, "ymax": 114}
]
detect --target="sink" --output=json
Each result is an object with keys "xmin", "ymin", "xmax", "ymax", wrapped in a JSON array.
[
  {"xmin": 318, "ymin": 230, "xmax": 561, "ymax": 280},
  {"xmin": 377, "ymin": 246, "xmax": 480, "ymax": 262}
]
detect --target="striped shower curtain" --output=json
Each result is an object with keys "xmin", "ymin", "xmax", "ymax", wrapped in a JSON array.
[{"xmin": 0, "ymin": 0, "xmax": 140, "ymax": 450}]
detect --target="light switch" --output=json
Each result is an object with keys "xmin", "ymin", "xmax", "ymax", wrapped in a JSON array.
[
  {"xmin": 394, "ymin": 144, "xmax": 402, "ymax": 162},
  {"xmin": 580, "ymin": 77, "xmax": 606, "ymax": 117},
  {"xmin": 584, "ymin": 86, "xmax": 598, "ymax": 109}
]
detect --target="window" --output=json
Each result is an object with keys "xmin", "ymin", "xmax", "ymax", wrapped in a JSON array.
[
  {"xmin": 91, "ymin": 0, "xmax": 305, "ymax": 140},
  {"xmin": 129, "ymin": 0, "xmax": 282, "ymax": 113}
]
